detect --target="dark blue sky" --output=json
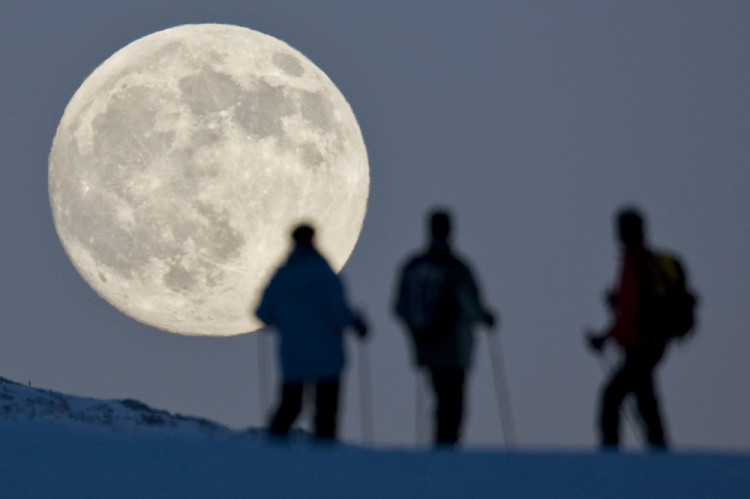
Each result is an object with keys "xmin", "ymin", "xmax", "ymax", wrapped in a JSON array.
[{"xmin": 2, "ymin": 1, "xmax": 750, "ymax": 449}]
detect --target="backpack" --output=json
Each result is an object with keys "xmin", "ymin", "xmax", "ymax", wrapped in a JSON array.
[
  {"xmin": 641, "ymin": 252, "xmax": 698, "ymax": 341},
  {"xmin": 396, "ymin": 256, "xmax": 459, "ymax": 339}
]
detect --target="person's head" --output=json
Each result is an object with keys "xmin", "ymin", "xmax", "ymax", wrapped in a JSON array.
[
  {"xmin": 292, "ymin": 223, "xmax": 315, "ymax": 247},
  {"xmin": 616, "ymin": 207, "xmax": 646, "ymax": 249},
  {"xmin": 429, "ymin": 209, "xmax": 452, "ymax": 242}
]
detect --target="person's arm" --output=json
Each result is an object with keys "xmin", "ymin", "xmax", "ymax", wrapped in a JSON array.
[
  {"xmin": 255, "ymin": 274, "xmax": 278, "ymax": 326},
  {"xmin": 457, "ymin": 262, "xmax": 497, "ymax": 329}
]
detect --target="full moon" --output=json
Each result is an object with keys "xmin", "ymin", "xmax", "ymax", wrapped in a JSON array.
[{"xmin": 48, "ymin": 24, "xmax": 369, "ymax": 336}]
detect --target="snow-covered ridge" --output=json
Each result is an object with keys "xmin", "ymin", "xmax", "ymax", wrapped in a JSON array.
[
  {"xmin": 0, "ymin": 376, "xmax": 231, "ymax": 435},
  {"xmin": 2, "ymin": 377, "xmax": 749, "ymax": 497}
]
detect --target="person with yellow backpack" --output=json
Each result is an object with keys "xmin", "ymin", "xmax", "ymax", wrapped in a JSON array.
[{"xmin": 586, "ymin": 207, "xmax": 697, "ymax": 450}]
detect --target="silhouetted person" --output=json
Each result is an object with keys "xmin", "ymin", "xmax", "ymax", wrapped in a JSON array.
[
  {"xmin": 587, "ymin": 207, "xmax": 672, "ymax": 450},
  {"xmin": 256, "ymin": 224, "xmax": 368, "ymax": 442},
  {"xmin": 394, "ymin": 209, "xmax": 496, "ymax": 446}
]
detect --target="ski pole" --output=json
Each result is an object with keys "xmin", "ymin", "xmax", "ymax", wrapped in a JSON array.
[
  {"xmin": 257, "ymin": 330, "xmax": 271, "ymax": 426},
  {"xmin": 487, "ymin": 331, "xmax": 517, "ymax": 448},
  {"xmin": 357, "ymin": 337, "xmax": 373, "ymax": 445},
  {"xmin": 415, "ymin": 368, "xmax": 427, "ymax": 447}
]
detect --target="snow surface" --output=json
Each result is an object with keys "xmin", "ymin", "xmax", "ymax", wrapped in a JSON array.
[{"xmin": 1, "ymin": 378, "xmax": 748, "ymax": 498}]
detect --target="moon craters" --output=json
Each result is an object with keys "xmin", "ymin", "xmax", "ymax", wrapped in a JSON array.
[
  {"xmin": 49, "ymin": 24, "xmax": 369, "ymax": 335},
  {"xmin": 234, "ymin": 81, "xmax": 294, "ymax": 139},
  {"xmin": 179, "ymin": 69, "xmax": 242, "ymax": 115},
  {"xmin": 272, "ymin": 51, "xmax": 305, "ymax": 77}
]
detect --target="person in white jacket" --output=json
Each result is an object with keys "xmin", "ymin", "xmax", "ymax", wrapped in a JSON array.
[{"xmin": 256, "ymin": 224, "xmax": 367, "ymax": 441}]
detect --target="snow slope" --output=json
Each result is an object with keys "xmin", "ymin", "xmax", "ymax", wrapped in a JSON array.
[{"xmin": 1, "ymin": 378, "xmax": 748, "ymax": 498}]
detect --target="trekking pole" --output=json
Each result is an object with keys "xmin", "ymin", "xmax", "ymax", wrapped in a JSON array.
[
  {"xmin": 487, "ymin": 331, "xmax": 517, "ymax": 448},
  {"xmin": 357, "ymin": 337, "xmax": 374, "ymax": 445},
  {"xmin": 415, "ymin": 369, "xmax": 427, "ymax": 447},
  {"xmin": 257, "ymin": 330, "xmax": 270, "ymax": 426}
]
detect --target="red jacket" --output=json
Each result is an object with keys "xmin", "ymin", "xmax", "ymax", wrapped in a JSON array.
[{"xmin": 608, "ymin": 251, "xmax": 645, "ymax": 347}]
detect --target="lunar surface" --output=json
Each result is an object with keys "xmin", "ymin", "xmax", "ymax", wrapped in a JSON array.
[{"xmin": 48, "ymin": 24, "xmax": 369, "ymax": 335}]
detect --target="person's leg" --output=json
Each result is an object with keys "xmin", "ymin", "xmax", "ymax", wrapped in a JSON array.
[
  {"xmin": 600, "ymin": 363, "xmax": 632, "ymax": 448},
  {"xmin": 633, "ymin": 343, "xmax": 668, "ymax": 448},
  {"xmin": 430, "ymin": 367, "xmax": 466, "ymax": 446},
  {"xmin": 314, "ymin": 377, "xmax": 341, "ymax": 441},
  {"xmin": 268, "ymin": 381, "xmax": 304, "ymax": 437},
  {"xmin": 634, "ymin": 373, "xmax": 667, "ymax": 447}
]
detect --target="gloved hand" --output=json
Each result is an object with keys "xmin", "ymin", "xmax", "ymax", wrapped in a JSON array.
[
  {"xmin": 353, "ymin": 314, "xmax": 369, "ymax": 339},
  {"xmin": 604, "ymin": 289, "xmax": 618, "ymax": 311},
  {"xmin": 585, "ymin": 331, "xmax": 608, "ymax": 353},
  {"xmin": 483, "ymin": 310, "xmax": 498, "ymax": 330}
]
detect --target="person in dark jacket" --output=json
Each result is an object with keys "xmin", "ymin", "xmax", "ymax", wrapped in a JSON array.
[
  {"xmin": 587, "ymin": 207, "xmax": 669, "ymax": 450},
  {"xmin": 256, "ymin": 223, "xmax": 367, "ymax": 441},
  {"xmin": 394, "ymin": 209, "xmax": 496, "ymax": 446}
]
